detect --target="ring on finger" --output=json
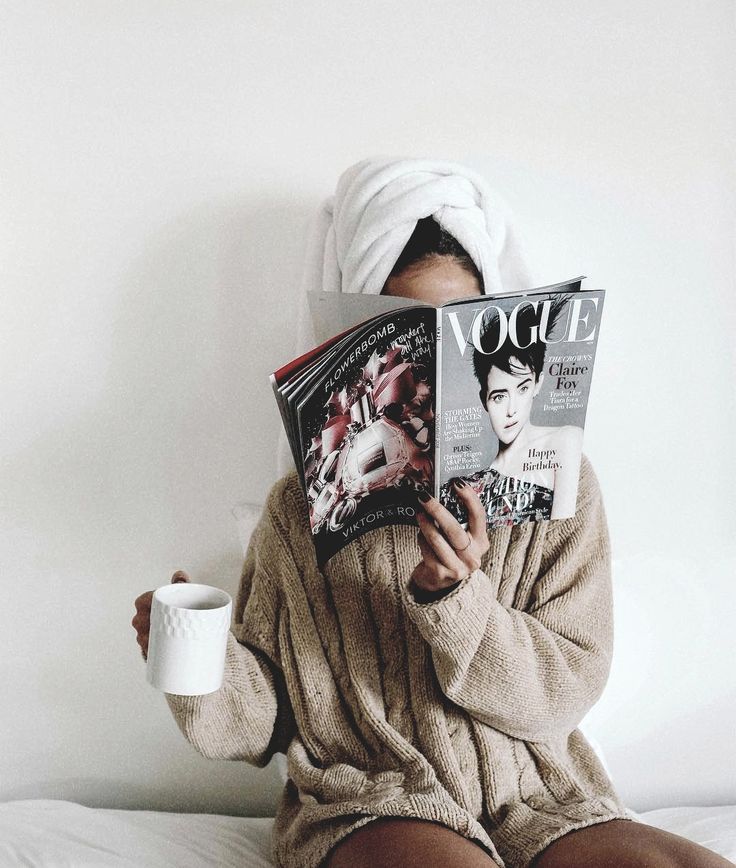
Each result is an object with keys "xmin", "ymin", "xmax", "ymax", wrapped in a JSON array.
[{"xmin": 452, "ymin": 531, "xmax": 472, "ymax": 553}]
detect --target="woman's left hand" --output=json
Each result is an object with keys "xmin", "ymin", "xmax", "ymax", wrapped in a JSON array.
[{"xmin": 411, "ymin": 480, "xmax": 489, "ymax": 594}]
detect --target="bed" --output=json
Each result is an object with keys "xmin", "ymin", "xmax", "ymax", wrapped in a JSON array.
[{"xmin": 0, "ymin": 799, "xmax": 735, "ymax": 866}]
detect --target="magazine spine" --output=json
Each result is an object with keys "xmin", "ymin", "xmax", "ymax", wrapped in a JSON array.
[{"xmin": 433, "ymin": 307, "xmax": 442, "ymax": 499}]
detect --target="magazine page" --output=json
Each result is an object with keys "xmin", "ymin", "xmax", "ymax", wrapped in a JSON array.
[
  {"xmin": 272, "ymin": 323, "xmax": 379, "ymax": 486},
  {"xmin": 273, "ymin": 350, "xmax": 345, "ymax": 483},
  {"xmin": 276, "ymin": 354, "xmax": 340, "ymax": 488},
  {"xmin": 296, "ymin": 306, "xmax": 436, "ymax": 565},
  {"xmin": 308, "ymin": 290, "xmax": 425, "ymax": 345},
  {"xmin": 436, "ymin": 284, "xmax": 604, "ymax": 528}
]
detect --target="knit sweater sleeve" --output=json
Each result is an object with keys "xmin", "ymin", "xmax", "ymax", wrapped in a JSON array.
[
  {"xmin": 402, "ymin": 456, "xmax": 613, "ymax": 743},
  {"xmin": 165, "ymin": 477, "xmax": 295, "ymax": 767}
]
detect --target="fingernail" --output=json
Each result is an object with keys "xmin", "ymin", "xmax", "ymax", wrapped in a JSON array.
[
  {"xmin": 417, "ymin": 489, "xmax": 431, "ymax": 502},
  {"xmin": 453, "ymin": 478, "xmax": 467, "ymax": 489}
]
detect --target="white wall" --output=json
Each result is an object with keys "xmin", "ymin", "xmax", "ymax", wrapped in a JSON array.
[{"xmin": 1, "ymin": 1, "xmax": 734, "ymax": 816}]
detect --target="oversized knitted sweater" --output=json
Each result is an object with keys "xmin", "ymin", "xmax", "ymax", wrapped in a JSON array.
[{"xmin": 166, "ymin": 456, "xmax": 635, "ymax": 868}]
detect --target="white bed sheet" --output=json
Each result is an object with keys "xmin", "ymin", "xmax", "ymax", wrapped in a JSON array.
[
  {"xmin": 0, "ymin": 800, "xmax": 273, "ymax": 868},
  {"xmin": 633, "ymin": 805, "xmax": 736, "ymax": 863},
  {"xmin": 0, "ymin": 800, "xmax": 734, "ymax": 866}
]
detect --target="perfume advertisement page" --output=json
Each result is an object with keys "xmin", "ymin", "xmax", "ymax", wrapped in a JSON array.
[{"xmin": 298, "ymin": 306, "xmax": 436, "ymax": 565}]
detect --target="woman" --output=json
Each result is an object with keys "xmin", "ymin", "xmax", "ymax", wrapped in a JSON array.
[{"xmin": 133, "ymin": 158, "xmax": 732, "ymax": 868}]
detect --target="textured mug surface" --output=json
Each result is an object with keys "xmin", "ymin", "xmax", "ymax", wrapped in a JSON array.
[{"xmin": 146, "ymin": 583, "xmax": 232, "ymax": 695}]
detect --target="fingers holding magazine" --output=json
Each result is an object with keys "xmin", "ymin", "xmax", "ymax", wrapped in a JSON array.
[{"xmin": 411, "ymin": 482, "xmax": 489, "ymax": 593}]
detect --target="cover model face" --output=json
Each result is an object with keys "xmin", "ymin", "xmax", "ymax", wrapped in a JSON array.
[{"xmin": 483, "ymin": 360, "xmax": 542, "ymax": 445}]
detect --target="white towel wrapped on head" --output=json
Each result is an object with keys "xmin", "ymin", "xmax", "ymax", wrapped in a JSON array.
[{"xmin": 302, "ymin": 156, "xmax": 536, "ymax": 299}]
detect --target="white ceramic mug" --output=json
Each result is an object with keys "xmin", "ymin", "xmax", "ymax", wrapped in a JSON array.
[{"xmin": 146, "ymin": 583, "xmax": 232, "ymax": 695}]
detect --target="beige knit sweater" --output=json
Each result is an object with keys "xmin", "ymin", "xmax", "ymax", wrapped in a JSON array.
[{"xmin": 166, "ymin": 456, "xmax": 635, "ymax": 868}]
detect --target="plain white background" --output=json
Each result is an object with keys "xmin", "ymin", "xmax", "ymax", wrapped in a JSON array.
[{"xmin": 1, "ymin": 1, "xmax": 734, "ymax": 816}]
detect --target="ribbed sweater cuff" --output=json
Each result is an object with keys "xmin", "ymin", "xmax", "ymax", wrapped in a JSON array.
[
  {"xmin": 409, "ymin": 578, "xmax": 463, "ymax": 604},
  {"xmin": 402, "ymin": 569, "xmax": 499, "ymax": 660}
]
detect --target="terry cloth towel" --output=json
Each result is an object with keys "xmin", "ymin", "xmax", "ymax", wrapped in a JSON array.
[{"xmin": 280, "ymin": 156, "xmax": 537, "ymax": 474}]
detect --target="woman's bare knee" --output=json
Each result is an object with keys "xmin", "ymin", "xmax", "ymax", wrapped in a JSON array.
[
  {"xmin": 531, "ymin": 818, "xmax": 734, "ymax": 868},
  {"xmin": 325, "ymin": 817, "xmax": 497, "ymax": 868}
]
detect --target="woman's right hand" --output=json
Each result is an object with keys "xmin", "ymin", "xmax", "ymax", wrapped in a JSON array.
[{"xmin": 132, "ymin": 570, "xmax": 190, "ymax": 660}]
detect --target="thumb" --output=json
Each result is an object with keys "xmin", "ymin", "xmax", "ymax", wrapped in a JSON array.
[
  {"xmin": 171, "ymin": 570, "xmax": 190, "ymax": 584},
  {"xmin": 452, "ymin": 478, "xmax": 487, "ymax": 541}
]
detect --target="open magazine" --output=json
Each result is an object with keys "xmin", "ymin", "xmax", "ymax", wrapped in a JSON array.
[{"xmin": 271, "ymin": 277, "xmax": 604, "ymax": 566}]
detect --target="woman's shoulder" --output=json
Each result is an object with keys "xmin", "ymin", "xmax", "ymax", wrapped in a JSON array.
[
  {"xmin": 266, "ymin": 468, "xmax": 302, "ymax": 503},
  {"xmin": 540, "ymin": 453, "xmax": 608, "ymax": 562},
  {"xmin": 532, "ymin": 423, "xmax": 583, "ymax": 449},
  {"xmin": 559, "ymin": 424, "xmax": 584, "ymax": 445},
  {"xmin": 523, "ymin": 425, "xmax": 583, "ymax": 460},
  {"xmin": 575, "ymin": 453, "xmax": 603, "ymax": 509},
  {"xmin": 241, "ymin": 472, "xmax": 315, "ymax": 581},
  {"xmin": 261, "ymin": 470, "xmax": 312, "ymax": 546}
]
